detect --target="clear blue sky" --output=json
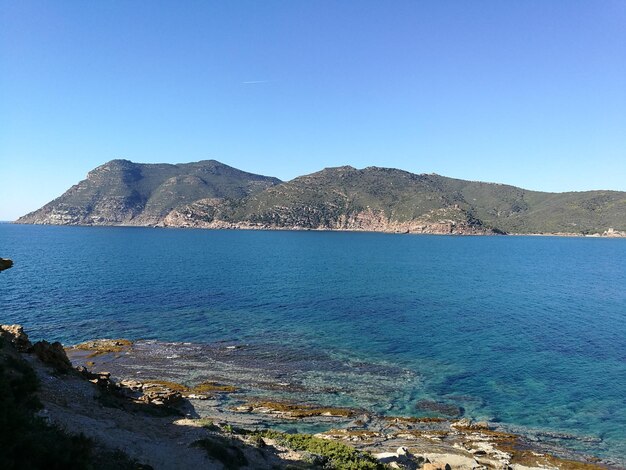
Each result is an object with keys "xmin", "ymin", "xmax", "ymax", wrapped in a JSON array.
[{"xmin": 1, "ymin": 1, "xmax": 625, "ymax": 220}]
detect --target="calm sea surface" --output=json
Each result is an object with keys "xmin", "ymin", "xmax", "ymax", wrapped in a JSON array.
[{"xmin": 1, "ymin": 224, "xmax": 625, "ymax": 463}]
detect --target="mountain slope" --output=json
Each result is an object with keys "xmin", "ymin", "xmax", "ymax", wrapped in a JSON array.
[
  {"xmin": 164, "ymin": 166, "xmax": 626, "ymax": 235},
  {"xmin": 434, "ymin": 176, "xmax": 626, "ymax": 234},
  {"xmin": 169, "ymin": 166, "xmax": 493, "ymax": 234},
  {"xmin": 16, "ymin": 160, "xmax": 281, "ymax": 226},
  {"xmin": 17, "ymin": 161, "xmax": 626, "ymax": 235}
]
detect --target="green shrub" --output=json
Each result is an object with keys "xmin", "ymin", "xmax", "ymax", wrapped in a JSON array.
[{"xmin": 254, "ymin": 430, "xmax": 386, "ymax": 470}]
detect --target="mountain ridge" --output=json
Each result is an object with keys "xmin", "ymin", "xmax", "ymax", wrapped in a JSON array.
[{"xmin": 16, "ymin": 159, "xmax": 626, "ymax": 236}]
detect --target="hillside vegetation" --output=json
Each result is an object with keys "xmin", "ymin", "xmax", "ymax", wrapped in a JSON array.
[
  {"xmin": 17, "ymin": 160, "xmax": 626, "ymax": 235},
  {"xmin": 17, "ymin": 159, "xmax": 280, "ymax": 226}
]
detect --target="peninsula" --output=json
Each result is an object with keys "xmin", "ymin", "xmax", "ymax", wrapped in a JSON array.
[{"xmin": 16, "ymin": 159, "xmax": 626, "ymax": 236}]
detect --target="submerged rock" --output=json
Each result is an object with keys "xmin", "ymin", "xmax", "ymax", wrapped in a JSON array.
[
  {"xmin": 416, "ymin": 400, "xmax": 464, "ymax": 417},
  {"xmin": 245, "ymin": 400, "xmax": 355, "ymax": 418}
]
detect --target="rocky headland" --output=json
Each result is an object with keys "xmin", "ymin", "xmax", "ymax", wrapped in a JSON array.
[
  {"xmin": 1, "ymin": 324, "xmax": 618, "ymax": 470},
  {"xmin": 16, "ymin": 159, "xmax": 626, "ymax": 237}
]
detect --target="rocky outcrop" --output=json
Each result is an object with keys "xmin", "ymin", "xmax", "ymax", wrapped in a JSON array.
[
  {"xmin": 0, "ymin": 258, "xmax": 13, "ymax": 272},
  {"xmin": 31, "ymin": 340, "xmax": 74, "ymax": 373},
  {"xmin": 71, "ymin": 338, "xmax": 133, "ymax": 356},
  {"xmin": 138, "ymin": 383, "xmax": 184, "ymax": 407},
  {"xmin": 0, "ymin": 325, "xmax": 73, "ymax": 374},
  {"xmin": 602, "ymin": 228, "xmax": 626, "ymax": 237},
  {"xmin": 0, "ymin": 324, "xmax": 32, "ymax": 351}
]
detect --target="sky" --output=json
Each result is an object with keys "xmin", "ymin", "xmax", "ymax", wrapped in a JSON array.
[{"xmin": 1, "ymin": 1, "xmax": 625, "ymax": 220}]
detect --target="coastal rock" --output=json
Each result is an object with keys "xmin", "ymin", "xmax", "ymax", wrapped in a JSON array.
[
  {"xmin": 452, "ymin": 418, "xmax": 472, "ymax": 428},
  {"xmin": 234, "ymin": 405, "xmax": 254, "ymax": 412},
  {"xmin": 245, "ymin": 400, "xmax": 355, "ymax": 419},
  {"xmin": 75, "ymin": 366, "xmax": 99, "ymax": 379},
  {"xmin": 0, "ymin": 258, "xmax": 13, "ymax": 272},
  {"xmin": 397, "ymin": 446, "xmax": 409, "ymax": 456},
  {"xmin": 421, "ymin": 453, "xmax": 483, "ymax": 470},
  {"xmin": 87, "ymin": 371, "xmax": 113, "ymax": 388},
  {"xmin": 472, "ymin": 421, "xmax": 492, "ymax": 431},
  {"xmin": 31, "ymin": 340, "xmax": 73, "ymax": 373},
  {"xmin": 451, "ymin": 419, "xmax": 494, "ymax": 433},
  {"xmin": 374, "ymin": 446, "xmax": 424, "ymax": 468},
  {"xmin": 140, "ymin": 383, "xmax": 183, "ymax": 406},
  {"xmin": 602, "ymin": 228, "xmax": 626, "ymax": 237},
  {"xmin": 0, "ymin": 324, "xmax": 33, "ymax": 351},
  {"xmin": 185, "ymin": 393, "xmax": 210, "ymax": 400},
  {"xmin": 118, "ymin": 379, "xmax": 143, "ymax": 391},
  {"xmin": 71, "ymin": 338, "xmax": 133, "ymax": 355},
  {"xmin": 422, "ymin": 463, "xmax": 451, "ymax": 470}
]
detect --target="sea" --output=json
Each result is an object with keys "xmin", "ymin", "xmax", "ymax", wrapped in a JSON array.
[{"xmin": 1, "ymin": 223, "xmax": 625, "ymax": 465}]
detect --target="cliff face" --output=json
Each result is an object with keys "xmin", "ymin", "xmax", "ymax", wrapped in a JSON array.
[
  {"xmin": 163, "ymin": 201, "xmax": 495, "ymax": 235},
  {"xmin": 151, "ymin": 165, "xmax": 500, "ymax": 234},
  {"xmin": 16, "ymin": 160, "xmax": 626, "ymax": 235}
]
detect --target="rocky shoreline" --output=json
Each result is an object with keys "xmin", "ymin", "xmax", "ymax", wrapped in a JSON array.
[
  {"xmin": 159, "ymin": 205, "xmax": 500, "ymax": 236},
  {"xmin": 15, "ymin": 218, "xmax": 626, "ymax": 237},
  {"xmin": 1, "ymin": 325, "xmax": 618, "ymax": 469}
]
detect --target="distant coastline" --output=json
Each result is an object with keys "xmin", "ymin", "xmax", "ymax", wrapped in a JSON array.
[
  {"xmin": 12, "ymin": 219, "xmax": 626, "ymax": 238},
  {"xmin": 15, "ymin": 159, "xmax": 626, "ymax": 237}
]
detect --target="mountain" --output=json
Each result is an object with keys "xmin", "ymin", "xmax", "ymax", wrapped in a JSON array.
[
  {"xmin": 16, "ymin": 159, "xmax": 281, "ymax": 226},
  {"xmin": 17, "ymin": 160, "xmax": 626, "ymax": 236},
  {"xmin": 163, "ymin": 165, "xmax": 626, "ymax": 235}
]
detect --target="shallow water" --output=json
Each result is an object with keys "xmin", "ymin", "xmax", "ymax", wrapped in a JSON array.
[{"xmin": 1, "ymin": 224, "xmax": 625, "ymax": 464}]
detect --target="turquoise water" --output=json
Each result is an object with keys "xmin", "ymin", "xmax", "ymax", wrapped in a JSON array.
[{"xmin": 1, "ymin": 224, "xmax": 625, "ymax": 463}]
